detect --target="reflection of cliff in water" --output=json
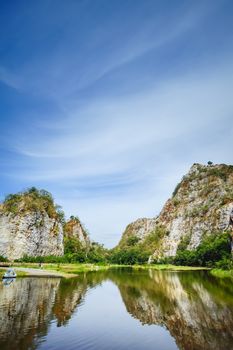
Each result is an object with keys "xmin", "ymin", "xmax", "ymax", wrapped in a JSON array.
[
  {"xmin": 0, "ymin": 278, "xmax": 59, "ymax": 350},
  {"xmin": 111, "ymin": 270, "xmax": 233, "ymax": 350},
  {"xmin": 53, "ymin": 277, "xmax": 87, "ymax": 327},
  {"xmin": 0, "ymin": 270, "xmax": 233, "ymax": 350},
  {"xmin": 0, "ymin": 277, "xmax": 87, "ymax": 350}
]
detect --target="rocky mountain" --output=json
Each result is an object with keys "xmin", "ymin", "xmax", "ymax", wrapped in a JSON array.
[
  {"xmin": 0, "ymin": 188, "xmax": 64, "ymax": 260},
  {"xmin": 0, "ymin": 188, "xmax": 92, "ymax": 260},
  {"xmin": 64, "ymin": 216, "xmax": 90, "ymax": 248},
  {"xmin": 118, "ymin": 163, "xmax": 233, "ymax": 259}
]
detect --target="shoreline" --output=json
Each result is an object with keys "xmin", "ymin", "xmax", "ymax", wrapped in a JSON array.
[
  {"xmin": 1, "ymin": 263, "xmax": 231, "ymax": 279},
  {"xmin": 0, "ymin": 266, "xmax": 76, "ymax": 278},
  {"xmin": 1, "ymin": 263, "xmax": 210, "ymax": 278},
  {"xmin": 210, "ymin": 268, "xmax": 233, "ymax": 279}
]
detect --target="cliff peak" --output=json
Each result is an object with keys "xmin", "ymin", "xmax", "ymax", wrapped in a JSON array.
[
  {"xmin": 0, "ymin": 187, "xmax": 65, "ymax": 260},
  {"xmin": 64, "ymin": 216, "xmax": 90, "ymax": 247}
]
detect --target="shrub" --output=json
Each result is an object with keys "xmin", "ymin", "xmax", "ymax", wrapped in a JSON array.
[
  {"xmin": 172, "ymin": 181, "xmax": 182, "ymax": 197},
  {"xmin": 3, "ymin": 187, "xmax": 65, "ymax": 223},
  {"xmin": 174, "ymin": 232, "xmax": 231, "ymax": 267},
  {"xmin": 207, "ymin": 165, "xmax": 233, "ymax": 182},
  {"xmin": 15, "ymin": 255, "xmax": 68, "ymax": 264},
  {"xmin": 87, "ymin": 243, "xmax": 108, "ymax": 263},
  {"xmin": 109, "ymin": 247, "xmax": 149, "ymax": 265},
  {"xmin": 0, "ymin": 255, "xmax": 8, "ymax": 262},
  {"xmin": 64, "ymin": 237, "xmax": 83, "ymax": 254},
  {"xmin": 126, "ymin": 236, "xmax": 140, "ymax": 246},
  {"xmin": 176, "ymin": 233, "xmax": 191, "ymax": 252},
  {"xmin": 215, "ymin": 258, "xmax": 232, "ymax": 270}
]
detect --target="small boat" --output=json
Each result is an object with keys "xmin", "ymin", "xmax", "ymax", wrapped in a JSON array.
[{"xmin": 2, "ymin": 268, "xmax": 17, "ymax": 279}]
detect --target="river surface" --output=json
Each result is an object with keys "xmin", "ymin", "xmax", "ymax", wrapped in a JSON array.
[{"xmin": 0, "ymin": 269, "xmax": 233, "ymax": 350}]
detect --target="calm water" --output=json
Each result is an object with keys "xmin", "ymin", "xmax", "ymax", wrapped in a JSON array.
[{"xmin": 0, "ymin": 269, "xmax": 233, "ymax": 350}]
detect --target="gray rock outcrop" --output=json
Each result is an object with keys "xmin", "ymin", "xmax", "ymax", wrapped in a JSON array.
[
  {"xmin": 64, "ymin": 216, "xmax": 90, "ymax": 247},
  {"xmin": 118, "ymin": 163, "xmax": 233, "ymax": 258},
  {"xmin": 0, "ymin": 211, "xmax": 63, "ymax": 260},
  {"xmin": 0, "ymin": 188, "xmax": 64, "ymax": 260}
]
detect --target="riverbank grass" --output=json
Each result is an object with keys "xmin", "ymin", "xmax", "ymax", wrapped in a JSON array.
[
  {"xmin": 131, "ymin": 264, "xmax": 209, "ymax": 271},
  {"xmin": 210, "ymin": 268, "xmax": 233, "ymax": 279},
  {"xmin": 12, "ymin": 263, "xmax": 209, "ymax": 276},
  {"xmin": 13, "ymin": 263, "xmax": 111, "ymax": 275}
]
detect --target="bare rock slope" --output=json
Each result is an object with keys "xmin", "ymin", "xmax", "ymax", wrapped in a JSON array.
[
  {"xmin": 0, "ymin": 188, "xmax": 64, "ymax": 259},
  {"xmin": 64, "ymin": 216, "xmax": 90, "ymax": 247},
  {"xmin": 118, "ymin": 163, "xmax": 233, "ymax": 258}
]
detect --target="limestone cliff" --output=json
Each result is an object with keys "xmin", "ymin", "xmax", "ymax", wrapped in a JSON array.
[
  {"xmin": 117, "ymin": 217, "xmax": 157, "ymax": 247},
  {"xmin": 118, "ymin": 163, "xmax": 233, "ymax": 258},
  {"xmin": 64, "ymin": 216, "xmax": 90, "ymax": 248},
  {"xmin": 0, "ymin": 188, "xmax": 64, "ymax": 260}
]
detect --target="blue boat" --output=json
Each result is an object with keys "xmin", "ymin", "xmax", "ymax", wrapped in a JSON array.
[{"xmin": 2, "ymin": 268, "xmax": 17, "ymax": 279}]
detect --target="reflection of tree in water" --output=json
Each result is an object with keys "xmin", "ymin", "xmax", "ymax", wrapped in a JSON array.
[
  {"xmin": 53, "ymin": 277, "xmax": 87, "ymax": 327},
  {"xmin": 0, "ymin": 277, "xmax": 88, "ymax": 350},
  {"xmin": 0, "ymin": 270, "xmax": 233, "ymax": 350},
  {"xmin": 109, "ymin": 270, "xmax": 233, "ymax": 350}
]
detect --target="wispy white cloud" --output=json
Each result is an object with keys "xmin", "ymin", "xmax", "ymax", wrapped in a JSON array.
[
  {"xmin": 0, "ymin": 1, "xmax": 211, "ymax": 97},
  {"xmin": 3, "ymin": 56, "xmax": 232, "ymax": 247},
  {"xmin": 13, "ymin": 58, "xmax": 233, "ymax": 164},
  {"xmin": 1, "ymin": 0, "xmax": 233, "ymax": 247},
  {"xmin": 0, "ymin": 66, "xmax": 22, "ymax": 90}
]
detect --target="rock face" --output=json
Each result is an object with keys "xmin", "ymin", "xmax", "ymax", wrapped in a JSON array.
[
  {"xmin": 64, "ymin": 217, "xmax": 90, "ymax": 247},
  {"xmin": 0, "ymin": 188, "xmax": 64, "ymax": 260},
  {"xmin": 0, "ymin": 211, "xmax": 63, "ymax": 260},
  {"xmin": 118, "ymin": 218, "xmax": 157, "ymax": 247},
  {"xmin": 118, "ymin": 163, "xmax": 233, "ymax": 258}
]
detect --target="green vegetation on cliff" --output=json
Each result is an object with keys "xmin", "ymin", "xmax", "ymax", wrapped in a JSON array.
[
  {"xmin": 108, "ymin": 230, "xmax": 232, "ymax": 268},
  {"xmin": 109, "ymin": 225, "xmax": 169, "ymax": 265},
  {"xmin": 2, "ymin": 187, "xmax": 65, "ymax": 223},
  {"xmin": 169, "ymin": 232, "xmax": 232, "ymax": 269},
  {"xmin": 16, "ymin": 241, "xmax": 109, "ymax": 264},
  {"xmin": 174, "ymin": 232, "xmax": 232, "ymax": 266}
]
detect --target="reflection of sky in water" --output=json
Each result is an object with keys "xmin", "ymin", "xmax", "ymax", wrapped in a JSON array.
[
  {"xmin": 0, "ymin": 270, "xmax": 233, "ymax": 350},
  {"xmin": 38, "ymin": 280, "xmax": 177, "ymax": 350}
]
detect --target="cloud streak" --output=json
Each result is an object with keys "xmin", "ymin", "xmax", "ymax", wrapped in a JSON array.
[{"xmin": 1, "ymin": 0, "xmax": 233, "ymax": 246}]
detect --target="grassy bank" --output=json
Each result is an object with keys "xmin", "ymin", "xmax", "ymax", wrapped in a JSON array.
[
  {"xmin": 131, "ymin": 264, "xmax": 209, "ymax": 271},
  {"xmin": 3, "ymin": 263, "xmax": 230, "ymax": 279},
  {"xmin": 11, "ymin": 263, "xmax": 209, "ymax": 275},
  {"xmin": 210, "ymin": 268, "xmax": 233, "ymax": 279},
  {"xmin": 13, "ymin": 263, "xmax": 112, "ymax": 275}
]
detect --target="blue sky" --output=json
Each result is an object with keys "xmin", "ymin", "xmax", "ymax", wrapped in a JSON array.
[{"xmin": 0, "ymin": 0, "xmax": 233, "ymax": 247}]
